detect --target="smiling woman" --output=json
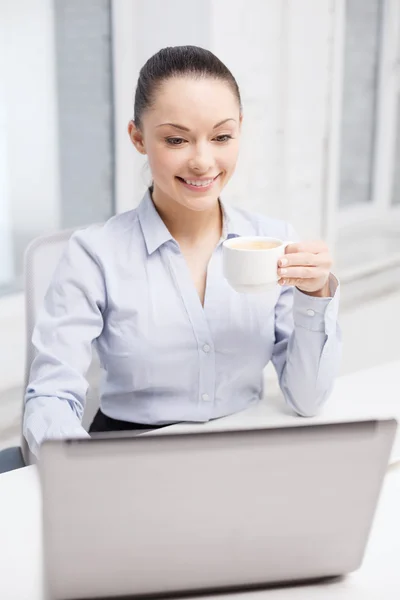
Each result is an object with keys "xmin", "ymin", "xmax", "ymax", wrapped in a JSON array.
[
  {"xmin": 23, "ymin": 45, "xmax": 342, "ymax": 458},
  {"xmin": 128, "ymin": 48, "xmax": 242, "ymax": 221}
]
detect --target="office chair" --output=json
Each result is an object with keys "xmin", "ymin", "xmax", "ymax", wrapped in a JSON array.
[{"xmin": 0, "ymin": 226, "xmax": 101, "ymax": 472}]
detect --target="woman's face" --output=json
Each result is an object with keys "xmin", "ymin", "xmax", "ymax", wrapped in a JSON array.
[{"xmin": 129, "ymin": 76, "xmax": 242, "ymax": 213}]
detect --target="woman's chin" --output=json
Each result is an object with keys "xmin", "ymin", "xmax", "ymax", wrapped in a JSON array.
[
  {"xmin": 180, "ymin": 193, "xmax": 220, "ymax": 212},
  {"xmin": 174, "ymin": 182, "xmax": 223, "ymax": 211}
]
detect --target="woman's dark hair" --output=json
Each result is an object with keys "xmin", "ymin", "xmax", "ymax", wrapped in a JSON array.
[{"xmin": 134, "ymin": 45, "xmax": 242, "ymax": 129}]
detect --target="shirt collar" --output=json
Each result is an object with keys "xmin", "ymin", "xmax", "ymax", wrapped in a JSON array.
[
  {"xmin": 137, "ymin": 189, "xmax": 175, "ymax": 255},
  {"xmin": 137, "ymin": 188, "xmax": 252, "ymax": 255}
]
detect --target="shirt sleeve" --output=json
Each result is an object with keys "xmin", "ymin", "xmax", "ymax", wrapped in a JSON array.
[
  {"xmin": 23, "ymin": 229, "xmax": 106, "ymax": 458},
  {"xmin": 271, "ymin": 225, "xmax": 342, "ymax": 416}
]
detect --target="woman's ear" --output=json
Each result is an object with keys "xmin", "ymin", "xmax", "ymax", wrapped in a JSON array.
[{"xmin": 127, "ymin": 120, "xmax": 147, "ymax": 155}]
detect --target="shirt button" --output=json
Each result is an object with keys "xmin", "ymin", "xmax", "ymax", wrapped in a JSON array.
[
  {"xmin": 203, "ymin": 344, "xmax": 211, "ymax": 353},
  {"xmin": 201, "ymin": 393, "xmax": 210, "ymax": 402},
  {"xmin": 307, "ymin": 309, "xmax": 316, "ymax": 317}
]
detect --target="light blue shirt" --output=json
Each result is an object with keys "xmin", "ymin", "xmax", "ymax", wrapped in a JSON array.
[{"xmin": 24, "ymin": 190, "xmax": 341, "ymax": 457}]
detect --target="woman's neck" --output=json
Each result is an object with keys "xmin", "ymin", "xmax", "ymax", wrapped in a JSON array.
[{"xmin": 151, "ymin": 187, "xmax": 223, "ymax": 247}]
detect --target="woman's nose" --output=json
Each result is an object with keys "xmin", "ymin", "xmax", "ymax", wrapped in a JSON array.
[{"xmin": 188, "ymin": 144, "xmax": 214, "ymax": 174}]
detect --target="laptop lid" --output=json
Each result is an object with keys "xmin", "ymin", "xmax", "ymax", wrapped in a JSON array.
[{"xmin": 40, "ymin": 419, "xmax": 396, "ymax": 600}]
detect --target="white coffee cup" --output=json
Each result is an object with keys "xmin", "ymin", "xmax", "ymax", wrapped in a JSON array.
[{"xmin": 222, "ymin": 236, "xmax": 291, "ymax": 293}]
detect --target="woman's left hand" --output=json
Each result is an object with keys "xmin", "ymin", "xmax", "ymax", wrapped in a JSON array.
[{"xmin": 277, "ymin": 241, "xmax": 333, "ymax": 297}]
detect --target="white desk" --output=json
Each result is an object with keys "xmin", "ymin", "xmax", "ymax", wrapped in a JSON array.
[
  {"xmin": 156, "ymin": 359, "xmax": 400, "ymax": 463},
  {"xmin": 1, "ymin": 360, "xmax": 400, "ymax": 600}
]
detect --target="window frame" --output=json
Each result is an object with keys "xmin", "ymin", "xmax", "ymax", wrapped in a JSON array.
[{"xmin": 337, "ymin": 0, "xmax": 400, "ymax": 229}]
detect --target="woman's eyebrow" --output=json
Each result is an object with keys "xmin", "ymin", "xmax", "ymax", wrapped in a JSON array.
[{"xmin": 156, "ymin": 118, "xmax": 237, "ymax": 132}]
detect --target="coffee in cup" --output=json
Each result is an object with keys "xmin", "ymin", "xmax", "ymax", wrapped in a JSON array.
[
  {"xmin": 227, "ymin": 240, "xmax": 282, "ymax": 251},
  {"xmin": 222, "ymin": 236, "xmax": 291, "ymax": 293}
]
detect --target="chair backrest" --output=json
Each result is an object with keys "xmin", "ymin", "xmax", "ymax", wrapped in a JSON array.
[{"xmin": 22, "ymin": 226, "xmax": 94, "ymax": 464}]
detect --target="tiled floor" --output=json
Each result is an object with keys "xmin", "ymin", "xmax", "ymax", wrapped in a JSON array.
[{"xmin": 1, "ymin": 288, "xmax": 400, "ymax": 452}]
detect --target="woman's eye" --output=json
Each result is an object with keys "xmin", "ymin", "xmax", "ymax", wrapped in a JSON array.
[
  {"xmin": 214, "ymin": 134, "xmax": 233, "ymax": 143},
  {"xmin": 166, "ymin": 137, "xmax": 186, "ymax": 146}
]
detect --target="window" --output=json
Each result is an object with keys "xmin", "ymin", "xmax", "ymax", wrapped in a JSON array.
[
  {"xmin": 0, "ymin": 0, "xmax": 115, "ymax": 297},
  {"xmin": 391, "ymin": 90, "xmax": 400, "ymax": 206},
  {"xmin": 335, "ymin": 0, "xmax": 400, "ymax": 282},
  {"xmin": 339, "ymin": 0, "xmax": 383, "ymax": 210},
  {"xmin": 339, "ymin": 0, "xmax": 400, "ymax": 225}
]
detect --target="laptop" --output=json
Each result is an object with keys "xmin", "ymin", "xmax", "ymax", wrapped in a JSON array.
[{"xmin": 39, "ymin": 418, "xmax": 397, "ymax": 600}]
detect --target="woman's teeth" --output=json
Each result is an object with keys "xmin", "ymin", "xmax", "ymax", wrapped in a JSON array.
[{"xmin": 182, "ymin": 178, "xmax": 214, "ymax": 187}]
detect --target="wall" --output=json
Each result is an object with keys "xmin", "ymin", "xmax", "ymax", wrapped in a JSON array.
[
  {"xmin": 0, "ymin": 45, "xmax": 14, "ymax": 286},
  {"xmin": 114, "ymin": 0, "xmax": 338, "ymax": 243},
  {"xmin": 211, "ymin": 0, "xmax": 336, "ymax": 240},
  {"xmin": 3, "ymin": 0, "xmax": 61, "ymax": 255},
  {"xmin": 0, "ymin": 0, "xmax": 60, "ymax": 390}
]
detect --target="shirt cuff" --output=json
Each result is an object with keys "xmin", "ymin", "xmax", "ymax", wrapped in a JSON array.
[
  {"xmin": 38, "ymin": 426, "xmax": 90, "ymax": 457},
  {"xmin": 293, "ymin": 273, "xmax": 340, "ymax": 335}
]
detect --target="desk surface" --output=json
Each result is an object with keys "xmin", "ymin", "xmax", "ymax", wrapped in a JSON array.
[
  {"xmin": 154, "ymin": 359, "xmax": 400, "ymax": 463},
  {"xmin": 1, "ymin": 360, "xmax": 400, "ymax": 600}
]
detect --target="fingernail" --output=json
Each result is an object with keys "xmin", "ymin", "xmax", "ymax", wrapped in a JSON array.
[
  {"xmin": 279, "ymin": 268, "xmax": 287, "ymax": 275},
  {"xmin": 279, "ymin": 258, "xmax": 288, "ymax": 267}
]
